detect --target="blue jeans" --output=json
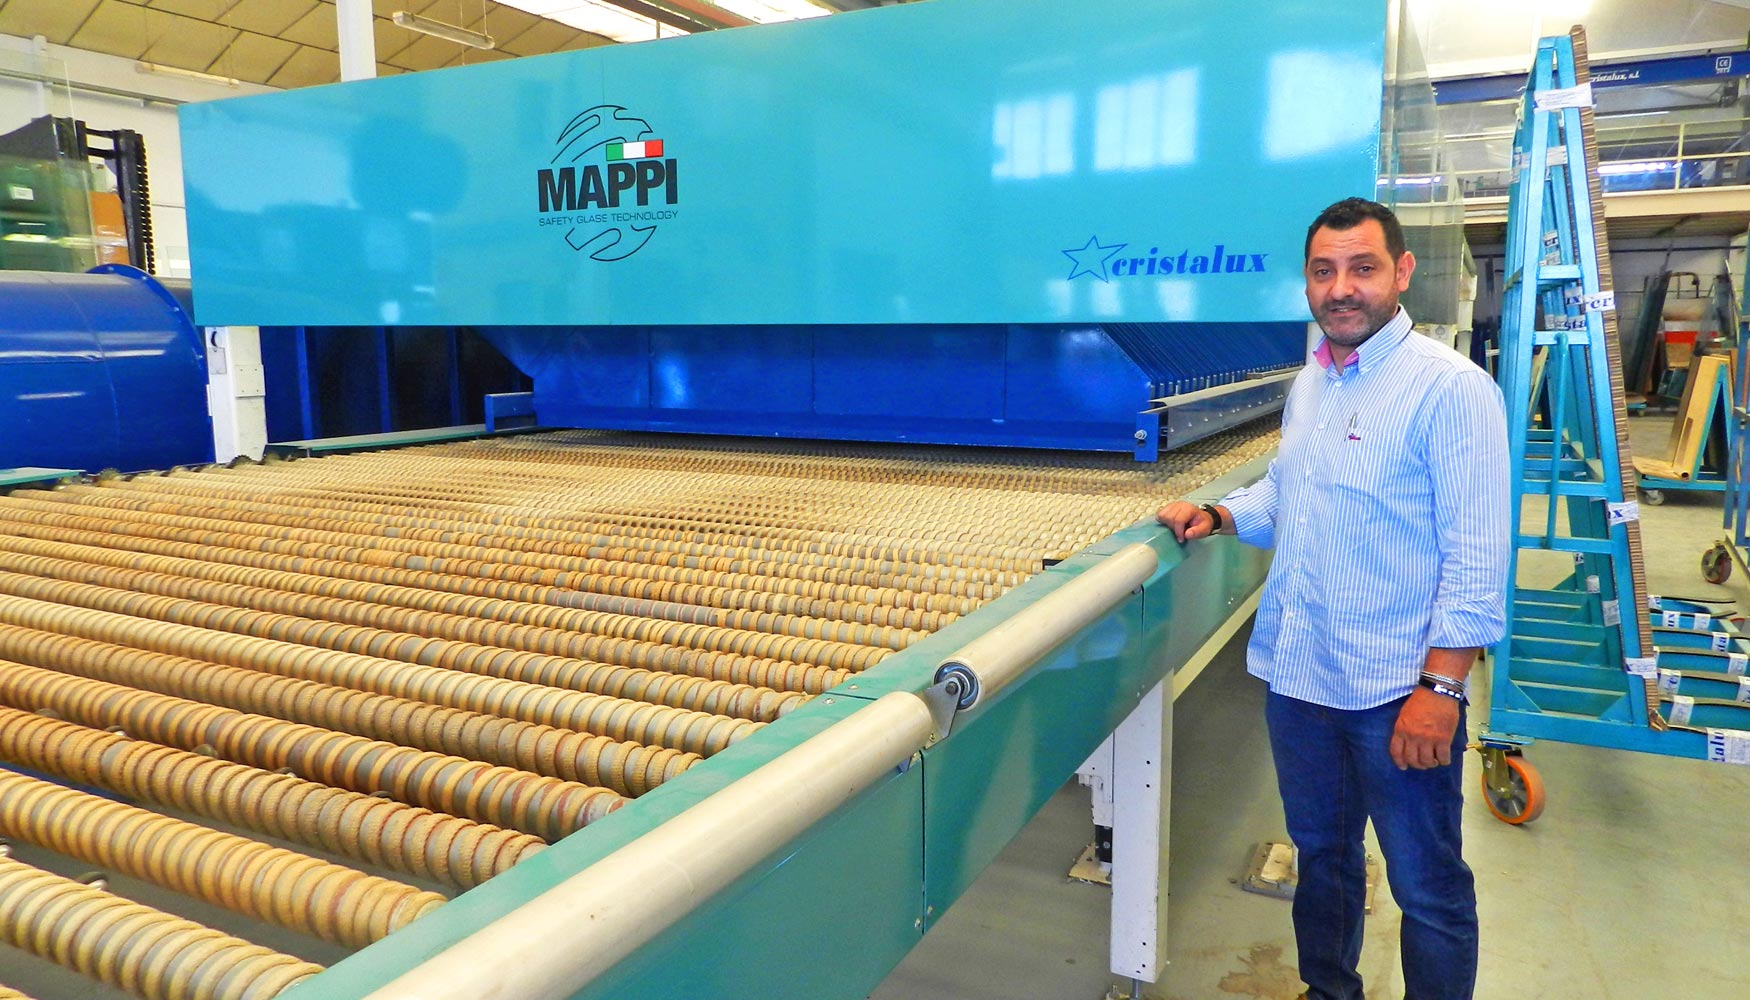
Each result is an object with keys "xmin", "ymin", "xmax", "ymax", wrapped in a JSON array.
[{"xmin": 1265, "ymin": 690, "xmax": 1477, "ymax": 1000}]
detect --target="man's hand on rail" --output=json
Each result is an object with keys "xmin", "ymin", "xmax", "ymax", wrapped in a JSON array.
[{"xmin": 1156, "ymin": 501, "xmax": 1220, "ymax": 543}]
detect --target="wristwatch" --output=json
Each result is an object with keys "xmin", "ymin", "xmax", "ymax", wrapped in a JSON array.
[{"xmin": 1198, "ymin": 503, "xmax": 1225, "ymax": 533}]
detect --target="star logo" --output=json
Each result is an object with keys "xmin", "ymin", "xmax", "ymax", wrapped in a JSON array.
[{"xmin": 1062, "ymin": 235, "xmax": 1126, "ymax": 282}]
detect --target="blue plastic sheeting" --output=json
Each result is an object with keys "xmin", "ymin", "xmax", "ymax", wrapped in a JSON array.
[
  {"xmin": 0, "ymin": 266, "xmax": 211, "ymax": 473},
  {"xmin": 179, "ymin": 0, "xmax": 1383, "ymax": 329},
  {"xmin": 480, "ymin": 322, "xmax": 1305, "ymax": 453}
]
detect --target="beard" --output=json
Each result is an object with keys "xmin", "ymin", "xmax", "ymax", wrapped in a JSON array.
[{"xmin": 1316, "ymin": 296, "xmax": 1399, "ymax": 347}]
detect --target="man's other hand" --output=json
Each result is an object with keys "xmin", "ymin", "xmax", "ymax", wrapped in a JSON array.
[
  {"xmin": 1390, "ymin": 688, "xmax": 1462, "ymax": 769},
  {"xmin": 1156, "ymin": 501, "xmax": 1216, "ymax": 543}
]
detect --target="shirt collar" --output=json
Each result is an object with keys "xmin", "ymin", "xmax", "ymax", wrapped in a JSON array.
[{"xmin": 1313, "ymin": 307, "xmax": 1413, "ymax": 377}]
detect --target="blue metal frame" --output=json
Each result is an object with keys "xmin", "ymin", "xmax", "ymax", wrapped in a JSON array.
[
  {"xmin": 1491, "ymin": 37, "xmax": 1694, "ymax": 760},
  {"xmin": 1723, "ymin": 254, "xmax": 1750, "ymax": 547}
]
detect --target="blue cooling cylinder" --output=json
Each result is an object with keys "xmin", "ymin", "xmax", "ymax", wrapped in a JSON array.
[{"xmin": 0, "ymin": 265, "xmax": 211, "ymax": 473}]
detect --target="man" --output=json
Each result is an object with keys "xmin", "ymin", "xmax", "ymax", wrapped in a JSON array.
[{"xmin": 1156, "ymin": 198, "xmax": 1508, "ymax": 1000}]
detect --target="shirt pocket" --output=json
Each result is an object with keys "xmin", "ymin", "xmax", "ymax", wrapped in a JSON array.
[{"xmin": 1327, "ymin": 419, "xmax": 1423, "ymax": 505}]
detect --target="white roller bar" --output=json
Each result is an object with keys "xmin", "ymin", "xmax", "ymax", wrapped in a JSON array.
[
  {"xmin": 361, "ymin": 541, "xmax": 1160, "ymax": 1000},
  {"xmin": 935, "ymin": 543, "xmax": 1160, "ymax": 712},
  {"xmin": 363, "ymin": 691, "xmax": 937, "ymax": 1000}
]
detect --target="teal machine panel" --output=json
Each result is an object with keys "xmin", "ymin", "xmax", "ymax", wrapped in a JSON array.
[
  {"xmin": 181, "ymin": 0, "xmax": 1387, "ymax": 457},
  {"xmin": 181, "ymin": 0, "xmax": 1384, "ymax": 329}
]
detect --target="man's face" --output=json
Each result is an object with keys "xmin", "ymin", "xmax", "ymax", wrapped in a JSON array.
[{"xmin": 1304, "ymin": 218, "xmax": 1416, "ymax": 348}]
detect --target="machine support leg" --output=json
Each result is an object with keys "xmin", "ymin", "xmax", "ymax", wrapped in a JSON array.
[
  {"xmin": 1081, "ymin": 678, "xmax": 1172, "ymax": 984},
  {"xmin": 205, "ymin": 325, "xmax": 267, "ymax": 463}
]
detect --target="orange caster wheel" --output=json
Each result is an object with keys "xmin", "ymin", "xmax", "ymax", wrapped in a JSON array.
[
  {"xmin": 1702, "ymin": 544, "xmax": 1733, "ymax": 586},
  {"xmin": 1479, "ymin": 747, "xmax": 1544, "ymax": 825}
]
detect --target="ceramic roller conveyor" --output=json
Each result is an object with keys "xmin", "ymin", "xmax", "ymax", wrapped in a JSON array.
[{"xmin": 0, "ymin": 426, "xmax": 1275, "ymax": 1000}]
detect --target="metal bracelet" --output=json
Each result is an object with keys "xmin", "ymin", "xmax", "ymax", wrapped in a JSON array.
[
  {"xmin": 1419, "ymin": 671, "xmax": 1467, "ymax": 691},
  {"xmin": 1418, "ymin": 677, "xmax": 1468, "ymax": 703}
]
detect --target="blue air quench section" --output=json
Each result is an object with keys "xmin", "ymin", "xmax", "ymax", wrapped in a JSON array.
[
  {"xmin": 0, "ymin": 265, "xmax": 211, "ymax": 473},
  {"xmin": 477, "ymin": 320, "xmax": 1306, "ymax": 457},
  {"xmin": 0, "ymin": 3, "xmax": 1421, "ymax": 1000}
]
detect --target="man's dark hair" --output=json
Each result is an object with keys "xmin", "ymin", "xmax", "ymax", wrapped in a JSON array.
[{"xmin": 1304, "ymin": 197, "xmax": 1406, "ymax": 262}]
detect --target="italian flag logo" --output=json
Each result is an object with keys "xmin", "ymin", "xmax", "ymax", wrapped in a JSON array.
[{"xmin": 607, "ymin": 140, "xmax": 664, "ymax": 160}]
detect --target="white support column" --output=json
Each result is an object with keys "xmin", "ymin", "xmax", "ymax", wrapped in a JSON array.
[
  {"xmin": 205, "ymin": 326, "xmax": 267, "ymax": 463},
  {"xmin": 336, "ymin": 0, "xmax": 378, "ymax": 82},
  {"xmin": 1108, "ymin": 677, "xmax": 1171, "ymax": 984}
]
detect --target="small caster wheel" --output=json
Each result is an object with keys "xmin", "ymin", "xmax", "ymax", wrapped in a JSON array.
[
  {"xmin": 1479, "ymin": 747, "xmax": 1544, "ymax": 825},
  {"xmin": 1642, "ymin": 488, "xmax": 1666, "ymax": 506},
  {"xmin": 1703, "ymin": 544, "xmax": 1734, "ymax": 585}
]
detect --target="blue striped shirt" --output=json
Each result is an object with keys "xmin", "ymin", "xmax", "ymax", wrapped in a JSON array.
[{"xmin": 1221, "ymin": 309, "xmax": 1510, "ymax": 710}]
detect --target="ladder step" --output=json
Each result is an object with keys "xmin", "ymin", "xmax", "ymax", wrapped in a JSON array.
[
  {"xmin": 1516, "ymin": 535, "xmax": 1620, "ymax": 555},
  {"xmin": 1537, "ymin": 264, "xmax": 1582, "ymax": 285},
  {"xmin": 1512, "ymin": 634, "xmax": 1609, "ymax": 661},
  {"xmin": 1509, "ymin": 656, "xmax": 1627, "ymax": 693},
  {"xmin": 1518, "ymin": 480, "xmax": 1609, "ymax": 497},
  {"xmin": 1514, "ymin": 616, "xmax": 1610, "ymax": 641},
  {"xmin": 1513, "ymin": 678, "xmax": 1627, "ymax": 717}
]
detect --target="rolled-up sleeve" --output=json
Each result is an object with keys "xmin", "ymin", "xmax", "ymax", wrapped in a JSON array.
[
  {"xmin": 1424, "ymin": 369, "xmax": 1510, "ymax": 648},
  {"xmin": 1222, "ymin": 457, "xmax": 1280, "ymax": 550}
]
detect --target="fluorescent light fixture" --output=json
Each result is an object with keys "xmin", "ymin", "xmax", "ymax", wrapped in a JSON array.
[
  {"xmin": 1597, "ymin": 160, "xmax": 1672, "ymax": 175},
  {"xmin": 392, "ymin": 11, "xmax": 496, "ymax": 50},
  {"xmin": 134, "ymin": 61, "xmax": 239, "ymax": 88},
  {"xmin": 1389, "ymin": 174, "xmax": 1443, "ymax": 185},
  {"xmin": 709, "ymin": 0, "xmax": 832, "ymax": 22},
  {"xmin": 494, "ymin": 1, "xmax": 684, "ymax": 43},
  {"xmin": 495, "ymin": 0, "xmax": 833, "ymax": 42}
]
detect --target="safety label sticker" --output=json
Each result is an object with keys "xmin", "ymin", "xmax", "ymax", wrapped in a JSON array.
[
  {"xmin": 1669, "ymin": 695, "xmax": 1695, "ymax": 727},
  {"xmin": 1713, "ymin": 632, "xmax": 1731, "ymax": 652},
  {"xmin": 1728, "ymin": 652, "xmax": 1748, "ymax": 676},
  {"xmin": 1706, "ymin": 729, "xmax": 1750, "ymax": 765},
  {"xmin": 1605, "ymin": 500, "xmax": 1638, "ymax": 526},
  {"xmin": 1535, "ymin": 82, "xmax": 1594, "ymax": 111},
  {"xmin": 1656, "ymin": 669, "xmax": 1681, "ymax": 696},
  {"xmin": 1563, "ymin": 289, "xmax": 1616, "ymax": 313},
  {"xmin": 1624, "ymin": 653, "xmax": 1656, "ymax": 677}
]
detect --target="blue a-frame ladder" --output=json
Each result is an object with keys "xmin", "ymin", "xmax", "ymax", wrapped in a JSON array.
[{"xmin": 1484, "ymin": 28, "xmax": 1750, "ymax": 823}]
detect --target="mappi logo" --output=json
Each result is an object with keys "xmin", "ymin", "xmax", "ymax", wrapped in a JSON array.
[
  {"xmin": 1062, "ymin": 235, "xmax": 1266, "ymax": 282},
  {"xmin": 536, "ymin": 105, "xmax": 679, "ymax": 261}
]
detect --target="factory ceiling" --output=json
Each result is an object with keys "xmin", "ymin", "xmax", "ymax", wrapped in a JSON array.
[
  {"xmin": 0, "ymin": 0, "xmax": 880, "ymax": 90},
  {"xmin": 0, "ymin": 1, "xmax": 1740, "ymax": 92}
]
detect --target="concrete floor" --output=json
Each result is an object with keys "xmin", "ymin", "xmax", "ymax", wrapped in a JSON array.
[{"xmin": 872, "ymin": 413, "xmax": 1750, "ymax": 1000}]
